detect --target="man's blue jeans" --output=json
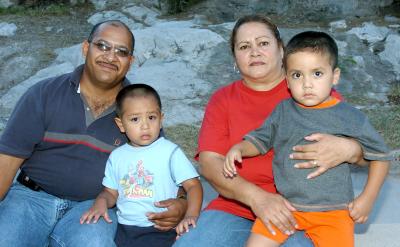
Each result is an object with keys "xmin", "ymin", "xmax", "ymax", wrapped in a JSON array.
[
  {"xmin": 0, "ymin": 182, "xmax": 118, "ymax": 247},
  {"xmin": 173, "ymin": 210, "xmax": 313, "ymax": 247}
]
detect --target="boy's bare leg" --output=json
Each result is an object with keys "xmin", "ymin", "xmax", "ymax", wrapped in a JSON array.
[{"xmin": 246, "ymin": 233, "xmax": 281, "ymax": 247}]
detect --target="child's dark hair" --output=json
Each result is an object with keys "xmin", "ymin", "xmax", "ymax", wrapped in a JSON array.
[
  {"xmin": 116, "ymin": 84, "xmax": 162, "ymax": 118},
  {"xmin": 284, "ymin": 31, "xmax": 338, "ymax": 70}
]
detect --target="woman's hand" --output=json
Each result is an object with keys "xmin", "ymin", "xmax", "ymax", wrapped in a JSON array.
[
  {"xmin": 290, "ymin": 133, "xmax": 364, "ymax": 179},
  {"xmin": 146, "ymin": 198, "xmax": 187, "ymax": 231},
  {"xmin": 250, "ymin": 190, "xmax": 297, "ymax": 236}
]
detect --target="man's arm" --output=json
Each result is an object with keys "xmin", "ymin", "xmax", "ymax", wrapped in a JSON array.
[
  {"xmin": 0, "ymin": 153, "xmax": 25, "ymax": 200},
  {"xmin": 199, "ymin": 151, "xmax": 297, "ymax": 235}
]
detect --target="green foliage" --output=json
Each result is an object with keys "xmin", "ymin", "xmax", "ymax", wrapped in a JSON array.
[
  {"xmin": 165, "ymin": 0, "xmax": 203, "ymax": 14},
  {"xmin": 364, "ymin": 106, "xmax": 400, "ymax": 149},
  {"xmin": 338, "ymin": 55, "xmax": 357, "ymax": 74},
  {"xmin": 164, "ymin": 124, "xmax": 199, "ymax": 162},
  {"xmin": 0, "ymin": 2, "xmax": 91, "ymax": 16},
  {"xmin": 388, "ymin": 81, "xmax": 400, "ymax": 105}
]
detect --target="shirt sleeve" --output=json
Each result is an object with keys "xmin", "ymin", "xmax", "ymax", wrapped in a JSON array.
[
  {"xmin": 358, "ymin": 118, "xmax": 392, "ymax": 161},
  {"xmin": 0, "ymin": 84, "xmax": 46, "ymax": 158},
  {"xmin": 244, "ymin": 104, "xmax": 280, "ymax": 155},
  {"xmin": 196, "ymin": 89, "xmax": 229, "ymax": 159},
  {"xmin": 102, "ymin": 155, "xmax": 119, "ymax": 190},
  {"xmin": 170, "ymin": 147, "xmax": 199, "ymax": 185}
]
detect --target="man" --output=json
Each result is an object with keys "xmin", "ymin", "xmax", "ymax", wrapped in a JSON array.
[{"xmin": 0, "ymin": 20, "xmax": 186, "ymax": 247}]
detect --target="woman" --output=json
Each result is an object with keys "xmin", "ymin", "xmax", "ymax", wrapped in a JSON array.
[{"xmin": 173, "ymin": 15, "xmax": 364, "ymax": 247}]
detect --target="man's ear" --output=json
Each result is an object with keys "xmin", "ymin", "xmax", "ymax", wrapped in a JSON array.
[
  {"xmin": 332, "ymin": 67, "xmax": 341, "ymax": 86},
  {"xmin": 82, "ymin": 40, "xmax": 90, "ymax": 58},
  {"xmin": 160, "ymin": 112, "xmax": 164, "ymax": 129},
  {"xmin": 114, "ymin": 117, "xmax": 126, "ymax": 133},
  {"xmin": 128, "ymin": 55, "xmax": 135, "ymax": 69}
]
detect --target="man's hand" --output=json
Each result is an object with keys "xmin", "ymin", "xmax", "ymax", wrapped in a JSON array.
[
  {"xmin": 290, "ymin": 133, "xmax": 364, "ymax": 179},
  {"xmin": 146, "ymin": 198, "xmax": 187, "ymax": 231}
]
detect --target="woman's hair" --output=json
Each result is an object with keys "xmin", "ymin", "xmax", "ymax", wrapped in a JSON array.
[
  {"xmin": 283, "ymin": 31, "xmax": 339, "ymax": 70},
  {"xmin": 115, "ymin": 83, "xmax": 162, "ymax": 118},
  {"xmin": 230, "ymin": 14, "xmax": 283, "ymax": 54}
]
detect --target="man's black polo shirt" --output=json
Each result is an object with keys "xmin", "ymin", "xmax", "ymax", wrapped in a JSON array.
[{"xmin": 0, "ymin": 65, "xmax": 129, "ymax": 201}]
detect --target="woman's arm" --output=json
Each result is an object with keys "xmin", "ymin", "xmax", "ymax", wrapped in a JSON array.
[
  {"xmin": 199, "ymin": 151, "xmax": 297, "ymax": 235},
  {"xmin": 290, "ymin": 133, "xmax": 367, "ymax": 179}
]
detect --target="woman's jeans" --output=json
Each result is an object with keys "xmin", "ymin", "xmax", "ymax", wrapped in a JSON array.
[
  {"xmin": 0, "ymin": 182, "xmax": 117, "ymax": 247},
  {"xmin": 173, "ymin": 210, "xmax": 313, "ymax": 247}
]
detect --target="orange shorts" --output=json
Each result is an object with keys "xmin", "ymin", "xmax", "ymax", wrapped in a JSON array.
[{"xmin": 252, "ymin": 210, "xmax": 354, "ymax": 247}]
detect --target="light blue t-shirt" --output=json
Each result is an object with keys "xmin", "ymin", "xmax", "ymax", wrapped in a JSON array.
[{"xmin": 102, "ymin": 137, "xmax": 199, "ymax": 226}]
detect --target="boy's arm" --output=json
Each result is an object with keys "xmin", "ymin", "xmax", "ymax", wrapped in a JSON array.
[
  {"xmin": 224, "ymin": 140, "xmax": 261, "ymax": 177},
  {"xmin": 80, "ymin": 187, "xmax": 118, "ymax": 224},
  {"xmin": 181, "ymin": 178, "xmax": 203, "ymax": 218},
  {"xmin": 349, "ymin": 160, "xmax": 389, "ymax": 223},
  {"xmin": 176, "ymin": 178, "xmax": 203, "ymax": 235}
]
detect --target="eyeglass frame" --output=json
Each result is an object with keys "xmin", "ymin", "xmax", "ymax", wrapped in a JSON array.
[{"xmin": 88, "ymin": 39, "xmax": 133, "ymax": 58}]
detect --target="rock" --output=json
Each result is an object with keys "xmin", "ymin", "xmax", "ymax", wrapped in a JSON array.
[
  {"xmin": 54, "ymin": 44, "xmax": 84, "ymax": 67},
  {"xmin": 87, "ymin": 11, "xmax": 144, "ymax": 30},
  {"xmin": 0, "ymin": 56, "xmax": 36, "ymax": 90},
  {"xmin": 132, "ymin": 25, "xmax": 224, "ymax": 66},
  {"xmin": 0, "ymin": 0, "xmax": 14, "ymax": 8},
  {"xmin": 384, "ymin": 15, "xmax": 400, "ymax": 22},
  {"xmin": 379, "ymin": 34, "xmax": 400, "ymax": 79},
  {"xmin": 0, "ymin": 63, "xmax": 75, "ymax": 113},
  {"xmin": 127, "ymin": 61, "xmax": 210, "ymax": 126},
  {"xmin": 329, "ymin": 20, "xmax": 347, "ymax": 31},
  {"xmin": 347, "ymin": 22, "xmax": 390, "ymax": 45},
  {"xmin": 90, "ymin": 0, "xmax": 107, "ymax": 10},
  {"xmin": 122, "ymin": 4, "xmax": 161, "ymax": 26},
  {"xmin": 0, "ymin": 22, "xmax": 17, "ymax": 37}
]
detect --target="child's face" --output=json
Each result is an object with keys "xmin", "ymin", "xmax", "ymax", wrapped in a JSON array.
[
  {"xmin": 286, "ymin": 51, "xmax": 340, "ymax": 106},
  {"xmin": 115, "ymin": 96, "xmax": 163, "ymax": 147}
]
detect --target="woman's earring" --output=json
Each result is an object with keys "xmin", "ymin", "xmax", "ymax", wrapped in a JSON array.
[{"xmin": 233, "ymin": 63, "xmax": 240, "ymax": 74}]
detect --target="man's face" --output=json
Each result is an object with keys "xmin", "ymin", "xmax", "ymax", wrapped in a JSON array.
[{"xmin": 82, "ymin": 24, "xmax": 134, "ymax": 89}]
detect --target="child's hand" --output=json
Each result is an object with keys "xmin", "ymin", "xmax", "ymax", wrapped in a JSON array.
[
  {"xmin": 80, "ymin": 199, "xmax": 111, "ymax": 224},
  {"xmin": 175, "ymin": 216, "xmax": 198, "ymax": 236},
  {"xmin": 348, "ymin": 193, "xmax": 375, "ymax": 224},
  {"xmin": 223, "ymin": 147, "xmax": 242, "ymax": 177}
]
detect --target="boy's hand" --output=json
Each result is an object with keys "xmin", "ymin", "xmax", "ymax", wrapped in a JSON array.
[
  {"xmin": 223, "ymin": 147, "xmax": 242, "ymax": 177},
  {"xmin": 175, "ymin": 215, "xmax": 198, "ymax": 236},
  {"xmin": 348, "ymin": 193, "xmax": 375, "ymax": 224},
  {"xmin": 80, "ymin": 199, "xmax": 111, "ymax": 224}
]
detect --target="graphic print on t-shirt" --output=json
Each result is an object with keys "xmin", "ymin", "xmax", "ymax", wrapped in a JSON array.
[{"xmin": 120, "ymin": 160, "xmax": 154, "ymax": 198}]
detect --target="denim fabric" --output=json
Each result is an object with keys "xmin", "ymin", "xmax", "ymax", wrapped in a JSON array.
[
  {"xmin": 172, "ymin": 210, "xmax": 313, "ymax": 247},
  {"xmin": 0, "ymin": 183, "xmax": 118, "ymax": 247}
]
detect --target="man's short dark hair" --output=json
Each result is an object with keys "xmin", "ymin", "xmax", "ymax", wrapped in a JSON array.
[
  {"xmin": 87, "ymin": 20, "xmax": 135, "ymax": 54},
  {"xmin": 284, "ymin": 31, "xmax": 338, "ymax": 70},
  {"xmin": 116, "ymin": 84, "xmax": 162, "ymax": 118}
]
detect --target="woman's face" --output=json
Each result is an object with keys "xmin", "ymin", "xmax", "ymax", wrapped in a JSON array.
[{"xmin": 234, "ymin": 22, "xmax": 283, "ymax": 84}]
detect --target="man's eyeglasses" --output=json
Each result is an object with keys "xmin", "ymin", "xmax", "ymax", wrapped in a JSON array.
[{"xmin": 90, "ymin": 40, "xmax": 132, "ymax": 58}]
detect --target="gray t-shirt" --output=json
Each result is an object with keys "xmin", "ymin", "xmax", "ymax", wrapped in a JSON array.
[{"xmin": 245, "ymin": 99, "xmax": 391, "ymax": 212}]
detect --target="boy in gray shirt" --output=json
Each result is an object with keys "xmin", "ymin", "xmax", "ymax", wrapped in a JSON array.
[{"xmin": 224, "ymin": 31, "xmax": 391, "ymax": 247}]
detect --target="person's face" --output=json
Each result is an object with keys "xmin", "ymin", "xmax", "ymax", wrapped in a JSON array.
[
  {"xmin": 115, "ymin": 96, "xmax": 163, "ymax": 147},
  {"xmin": 233, "ymin": 22, "xmax": 283, "ymax": 83},
  {"xmin": 286, "ymin": 51, "xmax": 340, "ymax": 106},
  {"xmin": 82, "ymin": 24, "xmax": 134, "ymax": 89}
]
